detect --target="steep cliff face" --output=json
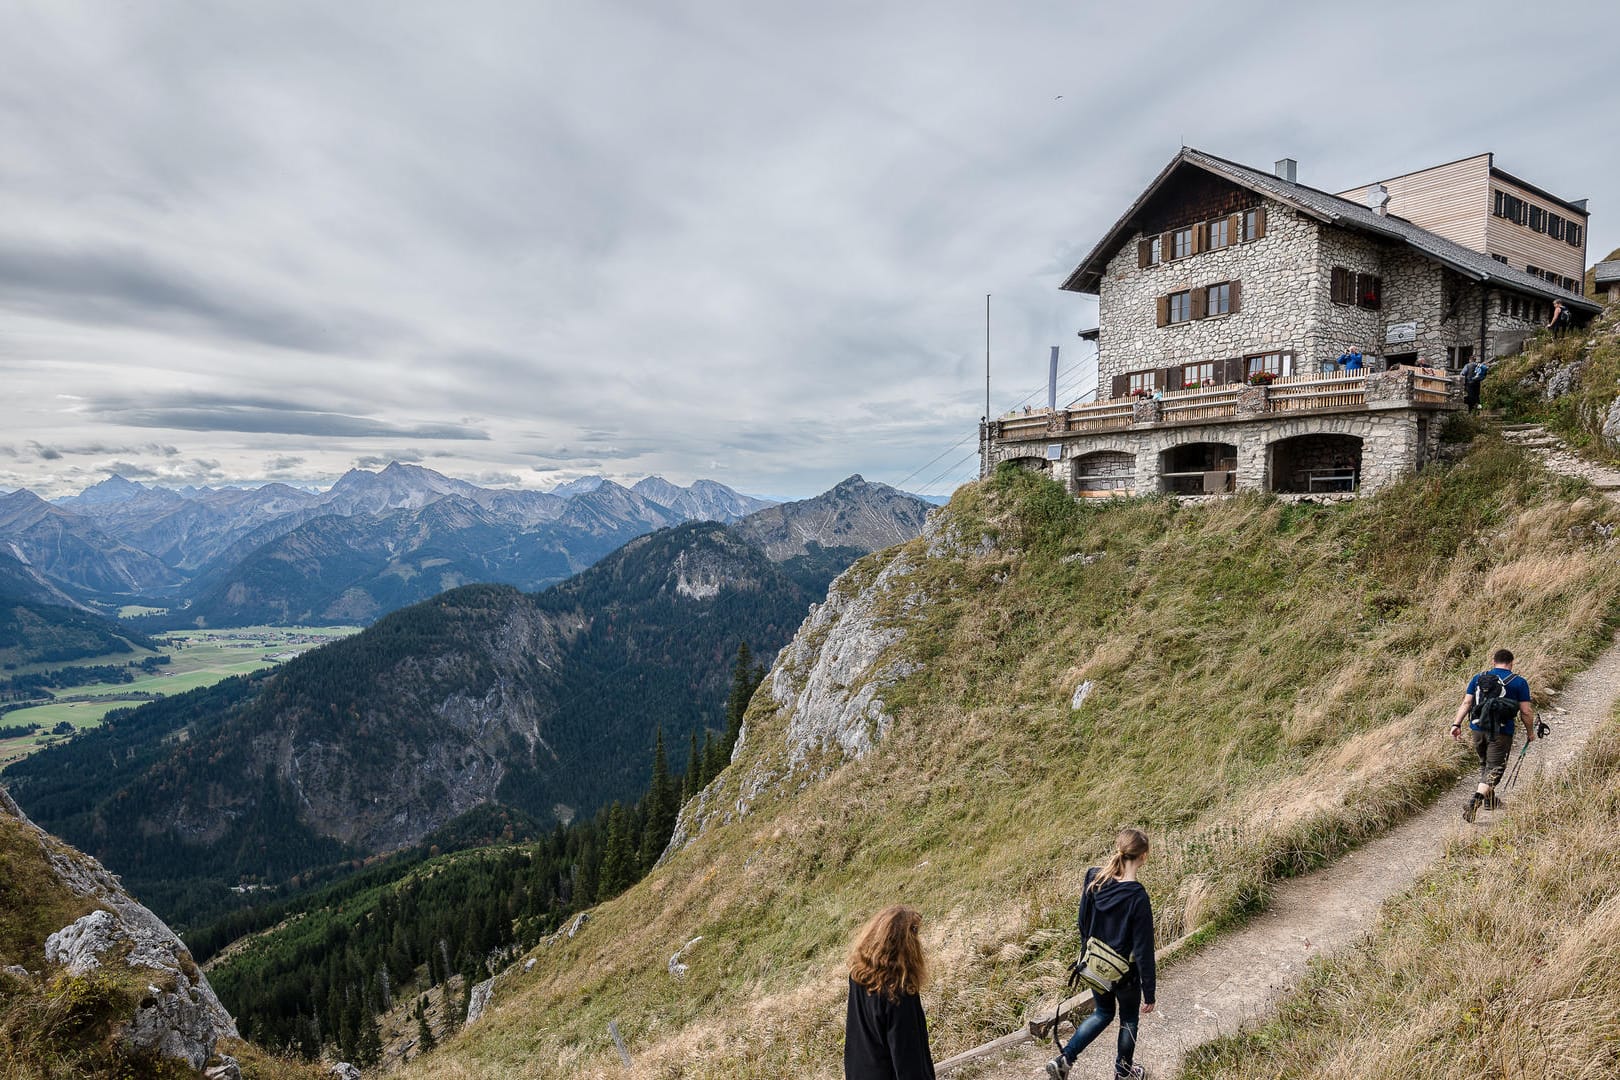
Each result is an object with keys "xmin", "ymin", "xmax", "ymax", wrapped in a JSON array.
[{"xmin": 0, "ymin": 786, "xmax": 239, "ymax": 1073}]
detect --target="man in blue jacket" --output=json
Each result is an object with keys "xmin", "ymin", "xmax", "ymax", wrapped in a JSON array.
[{"xmin": 1451, "ymin": 648, "xmax": 1535, "ymax": 821}]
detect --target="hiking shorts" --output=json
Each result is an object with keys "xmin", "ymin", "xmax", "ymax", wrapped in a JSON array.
[{"xmin": 1472, "ymin": 729, "xmax": 1513, "ymax": 788}]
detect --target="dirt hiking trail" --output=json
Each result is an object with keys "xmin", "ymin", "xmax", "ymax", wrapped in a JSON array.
[{"xmin": 965, "ymin": 425, "xmax": 1620, "ymax": 1080}]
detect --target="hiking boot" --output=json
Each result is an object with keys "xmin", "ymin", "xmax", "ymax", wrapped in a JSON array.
[
  {"xmin": 1045, "ymin": 1055, "xmax": 1071, "ymax": 1079},
  {"xmin": 1462, "ymin": 793, "xmax": 1483, "ymax": 823}
]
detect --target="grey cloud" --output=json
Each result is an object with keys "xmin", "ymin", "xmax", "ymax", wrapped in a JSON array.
[
  {"xmin": 265, "ymin": 454, "xmax": 307, "ymax": 473},
  {"xmin": 0, "ymin": 242, "xmax": 392, "ymax": 355},
  {"xmin": 89, "ymin": 393, "xmax": 488, "ymax": 440}
]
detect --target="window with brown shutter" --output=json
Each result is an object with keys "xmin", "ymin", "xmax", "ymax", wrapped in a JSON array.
[
  {"xmin": 1204, "ymin": 282, "xmax": 1228, "ymax": 317},
  {"xmin": 1167, "ymin": 291, "xmax": 1192, "ymax": 323},
  {"xmin": 1330, "ymin": 266, "xmax": 1351, "ymax": 305},
  {"xmin": 1111, "ymin": 374, "xmax": 1129, "ymax": 399},
  {"xmin": 1156, "ymin": 295, "xmax": 1170, "ymax": 326},
  {"xmin": 1207, "ymin": 217, "xmax": 1230, "ymax": 250},
  {"xmin": 1355, "ymin": 273, "xmax": 1382, "ymax": 310},
  {"xmin": 1244, "ymin": 206, "xmax": 1266, "ymax": 241}
]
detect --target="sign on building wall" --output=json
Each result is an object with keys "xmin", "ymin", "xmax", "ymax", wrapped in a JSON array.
[
  {"xmin": 1385, "ymin": 321, "xmax": 1419, "ymax": 344},
  {"xmin": 1046, "ymin": 443, "xmax": 1063, "ymax": 461}
]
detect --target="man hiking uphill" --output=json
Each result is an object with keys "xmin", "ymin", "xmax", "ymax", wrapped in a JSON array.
[
  {"xmin": 1046, "ymin": 829, "xmax": 1156, "ymax": 1080},
  {"xmin": 1451, "ymin": 648, "xmax": 1535, "ymax": 822}
]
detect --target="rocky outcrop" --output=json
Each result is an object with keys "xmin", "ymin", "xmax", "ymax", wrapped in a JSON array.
[
  {"xmin": 663, "ymin": 535, "xmax": 932, "ymax": 859},
  {"xmin": 732, "ymin": 475, "xmax": 932, "ymax": 561},
  {"xmin": 1, "ymin": 786, "xmax": 238, "ymax": 1071}
]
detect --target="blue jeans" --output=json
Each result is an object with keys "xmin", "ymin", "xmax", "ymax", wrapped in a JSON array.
[{"xmin": 1061, "ymin": 981, "xmax": 1140, "ymax": 1073}]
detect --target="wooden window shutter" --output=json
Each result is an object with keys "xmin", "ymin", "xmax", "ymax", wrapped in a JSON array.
[
  {"xmin": 1331, "ymin": 266, "xmax": 1348, "ymax": 304},
  {"xmin": 1111, "ymin": 374, "xmax": 1129, "ymax": 399},
  {"xmin": 1138, "ymin": 239, "xmax": 1153, "ymax": 268},
  {"xmin": 1156, "ymin": 295, "xmax": 1170, "ymax": 327},
  {"xmin": 1226, "ymin": 214, "xmax": 1240, "ymax": 245},
  {"xmin": 1252, "ymin": 206, "xmax": 1266, "ymax": 239},
  {"xmin": 1224, "ymin": 357, "xmax": 1245, "ymax": 384},
  {"xmin": 1229, "ymin": 279, "xmax": 1242, "ymax": 314},
  {"xmin": 1163, "ymin": 366, "xmax": 1184, "ymax": 391},
  {"xmin": 1160, "ymin": 231, "xmax": 1175, "ymax": 260},
  {"xmin": 1193, "ymin": 221, "xmax": 1206, "ymax": 254},
  {"xmin": 1190, "ymin": 287, "xmax": 1208, "ymax": 320}
]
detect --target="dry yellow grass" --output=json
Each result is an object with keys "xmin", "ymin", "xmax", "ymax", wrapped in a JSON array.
[
  {"xmin": 1181, "ymin": 709, "xmax": 1620, "ymax": 1080},
  {"xmin": 402, "ymin": 436, "xmax": 1620, "ymax": 1080}
]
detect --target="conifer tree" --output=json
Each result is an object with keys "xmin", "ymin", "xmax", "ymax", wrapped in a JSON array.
[
  {"xmin": 417, "ymin": 1010, "xmax": 437, "ymax": 1052},
  {"xmin": 598, "ymin": 802, "xmax": 637, "ymax": 896},
  {"xmin": 724, "ymin": 642, "xmax": 755, "ymax": 752},
  {"xmin": 357, "ymin": 1011, "xmax": 384, "ymax": 1066},
  {"xmin": 683, "ymin": 729, "xmax": 703, "ymax": 800},
  {"xmin": 640, "ymin": 729, "xmax": 677, "ymax": 865}
]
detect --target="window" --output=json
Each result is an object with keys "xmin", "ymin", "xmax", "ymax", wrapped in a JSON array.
[
  {"xmin": 1246, "ymin": 351, "xmax": 1292, "ymax": 376},
  {"xmin": 1526, "ymin": 264, "xmax": 1540, "ymax": 278},
  {"xmin": 1494, "ymin": 191, "xmax": 1526, "ymax": 223},
  {"xmin": 1207, "ymin": 217, "xmax": 1230, "ymax": 250},
  {"xmin": 1206, "ymin": 282, "xmax": 1231, "ymax": 316},
  {"xmin": 1447, "ymin": 346, "xmax": 1474, "ymax": 370},
  {"xmin": 1149, "ymin": 235, "xmax": 1162, "ymax": 264},
  {"xmin": 1183, "ymin": 361, "xmax": 1215, "ymax": 387},
  {"xmin": 1528, "ymin": 206, "xmax": 1545, "ymax": 232},
  {"xmin": 1172, "ymin": 228, "xmax": 1195, "ymax": 259},
  {"xmin": 1491, "ymin": 253, "xmax": 1508, "ymax": 264},
  {"xmin": 1549, "ymin": 214, "xmax": 1565, "ymax": 241},
  {"xmin": 1567, "ymin": 222, "xmax": 1583, "ymax": 247},
  {"xmin": 1168, "ymin": 290, "xmax": 1192, "ymax": 323},
  {"xmin": 1499, "ymin": 295, "xmax": 1508, "ymax": 314},
  {"xmin": 1128, "ymin": 370, "xmax": 1157, "ymax": 394},
  {"xmin": 1510, "ymin": 297, "xmax": 1521, "ymax": 318},
  {"xmin": 1356, "ymin": 273, "xmax": 1382, "ymax": 310},
  {"xmin": 1242, "ymin": 207, "xmax": 1264, "ymax": 242}
]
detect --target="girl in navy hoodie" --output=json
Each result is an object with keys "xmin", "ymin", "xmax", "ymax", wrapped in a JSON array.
[{"xmin": 1047, "ymin": 828, "xmax": 1156, "ymax": 1080}]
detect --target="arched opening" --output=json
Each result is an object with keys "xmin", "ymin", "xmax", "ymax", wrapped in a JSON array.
[
  {"xmin": 1073, "ymin": 451, "xmax": 1135, "ymax": 498},
  {"xmin": 1158, "ymin": 442, "xmax": 1237, "ymax": 494},
  {"xmin": 1269, "ymin": 433, "xmax": 1362, "ymax": 493}
]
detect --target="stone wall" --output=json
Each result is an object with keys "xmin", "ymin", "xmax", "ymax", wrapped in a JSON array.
[
  {"xmin": 1094, "ymin": 196, "xmax": 1568, "ymax": 388},
  {"xmin": 986, "ymin": 407, "xmax": 1441, "ymax": 496},
  {"xmin": 1097, "ymin": 198, "xmax": 1315, "ymax": 385}
]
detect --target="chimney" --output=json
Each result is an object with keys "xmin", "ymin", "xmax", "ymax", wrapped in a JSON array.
[
  {"xmin": 1274, "ymin": 158, "xmax": 1297, "ymax": 183},
  {"xmin": 1368, "ymin": 183, "xmax": 1390, "ymax": 216}
]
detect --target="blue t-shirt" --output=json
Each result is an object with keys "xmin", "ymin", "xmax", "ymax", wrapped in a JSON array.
[{"xmin": 1465, "ymin": 667, "xmax": 1530, "ymax": 735}]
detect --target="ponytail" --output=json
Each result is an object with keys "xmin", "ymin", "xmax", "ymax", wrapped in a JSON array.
[{"xmin": 1088, "ymin": 828, "xmax": 1150, "ymax": 893}]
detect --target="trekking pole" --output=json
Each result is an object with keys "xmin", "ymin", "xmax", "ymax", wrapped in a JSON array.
[{"xmin": 1503, "ymin": 717, "xmax": 1548, "ymax": 791}]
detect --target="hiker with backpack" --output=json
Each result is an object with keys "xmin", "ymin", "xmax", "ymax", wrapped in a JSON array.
[
  {"xmin": 1046, "ymin": 828, "xmax": 1156, "ymax": 1080},
  {"xmin": 1451, "ymin": 648, "xmax": 1535, "ymax": 822},
  {"xmin": 845, "ymin": 905, "xmax": 935, "ymax": 1080},
  {"xmin": 1460, "ymin": 357, "xmax": 1489, "ymax": 411}
]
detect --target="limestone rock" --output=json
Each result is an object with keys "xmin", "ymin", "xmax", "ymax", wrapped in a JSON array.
[
  {"xmin": 668, "ymin": 936, "xmax": 703, "ymax": 978},
  {"xmin": 330, "ymin": 1065, "xmax": 363, "ymax": 1080},
  {"xmin": 1544, "ymin": 361, "xmax": 1584, "ymax": 401},
  {"xmin": 205, "ymin": 1055, "xmax": 243, "ymax": 1079},
  {"xmin": 2, "ymin": 964, "xmax": 29, "ymax": 979},
  {"xmin": 2, "ymin": 787, "xmax": 237, "ymax": 1071},
  {"xmin": 1602, "ymin": 397, "xmax": 1620, "ymax": 451},
  {"xmin": 466, "ymin": 975, "xmax": 497, "ymax": 1024}
]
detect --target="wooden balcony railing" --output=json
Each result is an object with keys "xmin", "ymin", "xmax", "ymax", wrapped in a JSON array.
[
  {"xmin": 1159, "ymin": 384, "xmax": 1240, "ymax": 422},
  {"xmin": 1065, "ymin": 402, "xmax": 1135, "ymax": 433},
  {"xmin": 1265, "ymin": 370, "xmax": 1366, "ymax": 412}
]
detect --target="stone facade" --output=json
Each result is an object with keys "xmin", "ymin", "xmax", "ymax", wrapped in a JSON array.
[{"xmin": 1096, "ymin": 192, "xmax": 1563, "ymax": 390}]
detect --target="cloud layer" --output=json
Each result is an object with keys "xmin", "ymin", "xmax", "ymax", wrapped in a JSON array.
[{"xmin": 2, "ymin": 1, "xmax": 1616, "ymax": 498}]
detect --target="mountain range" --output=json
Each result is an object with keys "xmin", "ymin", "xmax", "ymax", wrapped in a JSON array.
[
  {"xmin": 2, "ymin": 464, "xmax": 782, "ymax": 627},
  {"xmin": 2, "ymin": 475, "xmax": 934, "ymax": 923}
]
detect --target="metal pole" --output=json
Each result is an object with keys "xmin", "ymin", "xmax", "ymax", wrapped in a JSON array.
[
  {"xmin": 985, "ymin": 294, "xmax": 991, "ymax": 422},
  {"xmin": 608, "ymin": 1021, "xmax": 633, "ymax": 1066},
  {"xmin": 1048, "ymin": 345, "xmax": 1060, "ymax": 411}
]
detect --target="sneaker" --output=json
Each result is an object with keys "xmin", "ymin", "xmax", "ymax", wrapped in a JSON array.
[
  {"xmin": 1462, "ymin": 793, "xmax": 1483, "ymax": 823},
  {"xmin": 1045, "ymin": 1055, "xmax": 1071, "ymax": 1079},
  {"xmin": 1115, "ymin": 1066, "xmax": 1146, "ymax": 1080}
]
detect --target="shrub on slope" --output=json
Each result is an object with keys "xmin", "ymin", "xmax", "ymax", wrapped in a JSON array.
[{"xmin": 404, "ymin": 438, "xmax": 1620, "ymax": 1080}]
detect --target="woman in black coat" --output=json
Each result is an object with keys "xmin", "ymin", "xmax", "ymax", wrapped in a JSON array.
[{"xmin": 844, "ymin": 905, "xmax": 935, "ymax": 1080}]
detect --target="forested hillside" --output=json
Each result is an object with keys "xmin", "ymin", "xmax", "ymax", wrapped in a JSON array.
[{"xmin": 397, "ymin": 437, "xmax": 1620, "ymax": 1080}]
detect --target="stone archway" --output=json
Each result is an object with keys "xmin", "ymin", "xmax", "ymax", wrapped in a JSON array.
[
  {"xmin": 1157, "ymin": 441, "xmax": 1238, "ymax": 494},
  {"xmin": 1269, "ymin": 433, "xmax": 1363, "ymax": 492}
]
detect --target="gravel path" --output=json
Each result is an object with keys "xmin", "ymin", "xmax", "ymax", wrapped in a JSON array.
[{"xmin": 968, "ymin": 427, "xmax": 1620, "ymax": 1080}]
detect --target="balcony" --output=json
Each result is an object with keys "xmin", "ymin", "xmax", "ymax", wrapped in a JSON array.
[{"xmin": 992, "ymin": 368, "xmax": 1456, "ymax": 442}]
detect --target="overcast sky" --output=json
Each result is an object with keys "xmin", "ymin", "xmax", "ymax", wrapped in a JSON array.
[{"xmin": 3, "ymin": 0, "xmax": 1616, "ymax": 500}]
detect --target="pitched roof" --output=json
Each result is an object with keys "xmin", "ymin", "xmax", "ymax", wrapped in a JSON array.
[
  {"xmin": 1595, "ymin": 260, "xmax": 1620, "ymax": 285},
  {"xmin": 1062, "ymin": 147, "xmax": 1601, "ymax": 313}
]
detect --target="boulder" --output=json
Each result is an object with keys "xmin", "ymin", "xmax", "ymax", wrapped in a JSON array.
[
  {"xmin": 330, "ymin": 1065, "xmax": 363, "ymax": 1080},
  {"xmin": 466, "ymin": 976, "xmax": 498, "ymax": 1025}
]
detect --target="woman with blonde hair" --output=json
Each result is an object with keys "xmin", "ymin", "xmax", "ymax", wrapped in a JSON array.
[
  {"xmin": 844, "ymin": 904, "xmax": 935, "ymax": 1080},
  {"xmin": 1046, "ymin": 828, "xmax": 1156, "ymax": 1080}
]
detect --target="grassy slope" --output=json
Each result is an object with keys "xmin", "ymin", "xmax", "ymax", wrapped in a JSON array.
[
  {"xmin": 404, "ymin": 438, "xmax": 1620, "ymax": 1080},
  {"xmin": 1182, "ymin": 705, "xmax": 1620, "ymax": 1080}
]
